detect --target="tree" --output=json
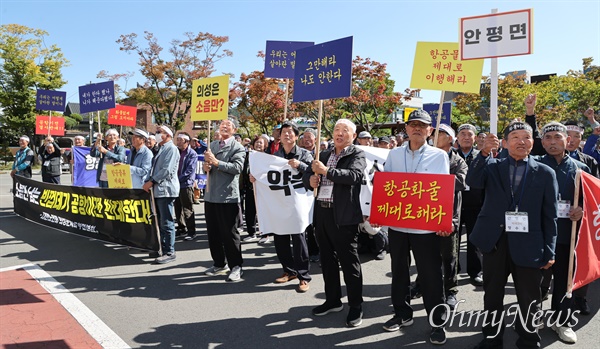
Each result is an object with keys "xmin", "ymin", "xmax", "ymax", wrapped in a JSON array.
[
  {"xmin": 116, "ymin": 31, "xmax": 232, "ymax": 131},
  {"xmin": 0, "ymin": 24, "xmax": 69, "ymax": 141}
]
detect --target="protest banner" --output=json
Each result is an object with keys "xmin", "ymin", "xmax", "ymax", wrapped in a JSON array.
[
  {"xmin": 106, "ymin": 164, "xmax": 133, "ymax": 189},
  {"xmin": 356, "ymin": 145, "xmax": 390, "ymax": 216},
  {"xmin": 249, "ymin": 151, "xmax": 313, "ymax": 234},
  {"xmin": 108, "ymin": 104, "xmax": 137, "ymax": 127},
  {"xmin": 72, "ymin": 146, "xmax": 131, "ymax": 187},
  {"xmin": 35, "ymin": 116, "xmax": 65, "ymax": 136},
  {"xmin": 36, "ymin": 89, "xmax": 66, "ymax": 112},
  {"xmin": 13, "ymin": 175, "xmax": 159, "ymax": 251},
  {"xmin": 369, "ymin": 172, "xmax": 455, "ymax": 232},
  {"xmin": 191, "ymin": 75, "xmax": 229, "ymax": 122},
  {"xmin": 264, "ymin": 41, "xmax": 314, "ymax": 79},
  {"xmin": 78, "ymin": 81, "xmax": 116, "ymax": 114},
  {"xmin": 423, "ymin": 102, "xmax": 452, "ymax": 126}
]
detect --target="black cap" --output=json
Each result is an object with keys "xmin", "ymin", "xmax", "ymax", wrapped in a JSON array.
[
  {"xmin": 379, "ymin": 136, "xmax": 391, "ymax": 144},
  {"xmin": 406, "ymin": 109, "xmax": 432, "ymax": 124},
  {"xmin": 281, "ymin": 120, "xmax": 300, "ymax": 136}
]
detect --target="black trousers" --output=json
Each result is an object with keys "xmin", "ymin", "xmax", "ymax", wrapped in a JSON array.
[
  {"xmin": 305, "ymin": 224, "xmax": 320, "ymax": 256},
  {"xmin": 461, "ymin": 208, "xmax": 483, "ymax": 277},
  {"xmin": 243, "ymin": 189, "xmax": 257, "ymax": 237},
  {"xmin": 481, "ymin": 233, "xmax": 542, "ymax": 349},
  {"xmin": 274, "ymin": 232, "xmax": 311, "ymax": 282},
  {"xmin": 175, "ymin": 187, "xmax": 195, "ymax": 236},
  {"xmin": 314, "ymin": 205, "xmax": 363, "ymax": 307},
  {"xmin": 549, "ymin": 243, "xmax": 576, "ymax": 324},
  {"xmin": 204, "ymin": 202, "xmax": 243, "ymax": 268},
  {"xmin": 416, "ymin": 231, "xmax": 459, "ymax": 296},
  {"xmin": 389, "ymin": 229, "xmax": 445, "ymax": 325}
]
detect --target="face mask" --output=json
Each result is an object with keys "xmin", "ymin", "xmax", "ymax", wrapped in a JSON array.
[{"xmin": 155, "ymin": 133, "xmax": 164, "ymax": 143}]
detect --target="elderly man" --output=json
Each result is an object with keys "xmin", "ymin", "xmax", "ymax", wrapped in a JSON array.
[
  {"xmin": 378, "ymin": 136, "xmax": 391, "ymax": 149},
  {"xmin": 90, "ymin": 128, "xmax": 126, "ymax": 188},
  {"xmin": 175, "ymin": 132, "xmax": 198, "ymax": 240},
  {"xmin": 383, "ymin": 110, "xmax": 449, "ymax": 345},
  {"xmin": 203, "ymin": 118, "xmax": 246, "ymax": 282},
  {"xmin": 11, "ymin": 136, "xmax": 34, "ymax": 179},
  {"xmin": 40, "ymin": 136, "xmax": 62, "ymax": 184},
  {"xmin": 468, "ymin": 121, "xmax": 558, "ymax": 349},
  {"xmin": 583, "ymin": 107, "xmax": 600, "ymax": 163},
  {"xmin": 538, "ymin": 121, "xmax": 589, "ymax": 344},
  {"xmin": 143, "ymin": 125, "xmax": 180, "ymax": 264},
  {"xmin": 303, "ymin": 128, "xmax": 317, "ymax": 156},
  {"xmin": 147, "ymin": 135, "xmax": 160, "ymax": 156},
  {"xmin": 357, "ymin": 131, "xmax": 372, "ymax": 146},
  {"xmin": 125, "ymin": 128, "xmax": 153, "ymax": 189},
  {"xmin": 303, "ymin": 118, "xmax": 366, "ymax": 328},
  {"xmin": 74, "ymin": 135, "xmax": 85, "ymax": 147}
]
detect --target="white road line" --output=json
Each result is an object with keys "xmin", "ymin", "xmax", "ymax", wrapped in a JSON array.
[{"xmin": 0, "ymin": 263, "xmax": 131, "ymax": 349}]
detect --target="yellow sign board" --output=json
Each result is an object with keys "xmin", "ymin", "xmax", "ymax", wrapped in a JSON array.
[
  {"xmin": 410, "ymin": 42, "xmax": 484, "ymax": 94},
  {"xmin": 403, "ymin": 108, "xmax": 417, "ymax": 122},
  {"xmin": 106, "ymin": 164, "xmax": 133, "ymax": 189},
  {"xmin": 191, "ymin": 75, "xmax": 229, "ymax": 121}
]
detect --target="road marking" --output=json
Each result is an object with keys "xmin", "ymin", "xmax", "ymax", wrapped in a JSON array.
[{"xmin": 0, "ymin": 263, "xmax": 131, "ymax": 349}]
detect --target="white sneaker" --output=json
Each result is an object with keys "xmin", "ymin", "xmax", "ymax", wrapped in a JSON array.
[
  {"xmin": 552, "ymin": 325, "xmax": 577, "ymax": 343},
  {"xmin": 227, "ymin": 266, "xmax": 243, "ymax": 282},
  {"xmin": 205, "ymin": 265, "xmax": 230, "ymax": 276},
  {"xmin": 258, "ymin": 235, "xmax": 272, "ymax": 244},
  {"xmin": 242, "ymin": 235, "xmax": 260, "ymax": 243}
]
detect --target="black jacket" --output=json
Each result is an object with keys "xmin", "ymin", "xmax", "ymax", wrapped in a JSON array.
[
  {"xmin": 303, "ymin": 145, "xmax": 365, "ymax": 226},
  {"xmin": 449, "ymin": 149, "xmax": 468, "ymax": 232},
  {"xmin": 40, "ymin": 141, "xmax": 62, "ymax": 177}
]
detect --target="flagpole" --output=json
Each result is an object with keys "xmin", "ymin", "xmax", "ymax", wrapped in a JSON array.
[
  {"xmin": 205, "ymin": 121, "xmax": 211, "ymax": 193},
  {"xmin": 48, "ymin": 110, "xmax": 52, "ymax": 138},
  {"xmin": 283, "ymin": 78, "xmax": 290, "ymax": 120},
  {"xmin": 313, "ymin": 100, "xmax": 324, "ymax": 198},
  {"xmin": 433, "ymin": 91, "xmax": 445, "ymax": 146},
  {"xmin": 149, "ymin": 188, "xmax": 163, "ymax": 257},
  {"xmin": 566, "ymin": 169, "xmax": 582, "ymax": 298}
]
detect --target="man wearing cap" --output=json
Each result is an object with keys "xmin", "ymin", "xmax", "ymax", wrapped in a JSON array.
[
  {"xmin": 303, "ymin": 128, "xmax": 317, "ymax": 156},
  {"xmin": 146, "ymin": 135, "xmax": 160, "ymax": 156},
  {"xmin": 382, "ymin": 109, "xmax": 449, "ymax": 345},
  {"xmin": 125, "ymin": 128, "xmax": 153, "ymax": 189},
  {"xmin": 468, "ymin": 120, "xmax": 558, "ymax": 349},
  {"xmin": 456, "ymin": 123, "xmax": 484, "ymax": 286},
  {"xmin": 583, "ymin": 107, "xmax": 600, "ymax": 164},
  {"xmin": 378, "ymin": 136, "xmax": 391, "ymax": 149},
  {"xmin": 357, "ymin": 131, "xmax": 372, "ymax": 146},
  {"xmin": 203, "ymin": 118, "xmax": 246, "ymax": 282},
  {"xmin": 143, "ymin": 125, "xmax": 180, "ymax": 264},
  {"xmin": 267, "ymin": 124, "xmax": 282, "ymax": 154},
  {"xmin": 11, "ymin": 136, "xmax": 35, "ymax": 180},
  {"xmin": 174, "ymin": 132, "xmax": 198, "ymax": 240},
  {"xmin": 40, "ymin": 136, "xmax": 62, "ymax": 184},
  {"xmin": 538, "ymin": 121, "xmax": 589, "ymax": 344},
  {"xmin": 90, "ymin": 128, "xmax": 127, "ymax": 188}
]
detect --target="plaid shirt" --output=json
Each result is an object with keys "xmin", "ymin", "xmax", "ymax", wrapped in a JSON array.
[{"xmin": 318, "ymin": 147, "xmax": 349, "ymax": 203}]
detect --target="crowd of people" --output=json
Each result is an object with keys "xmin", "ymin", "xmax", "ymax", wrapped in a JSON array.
[{"xmin": 10, "ymin": 93, "xmax": 600, "ymax": 347}]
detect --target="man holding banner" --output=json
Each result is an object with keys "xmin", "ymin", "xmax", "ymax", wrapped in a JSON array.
[
  {"xmin": 90, "ymin": 128, "xmax": 126, "ymax": 188},
  {"xmin": 382, "ymin": 110, "xmax": 449, "ymax": 345},
  {"xmin": 126, "ymin": 128, "xmax": 153, "ymax": 189}
]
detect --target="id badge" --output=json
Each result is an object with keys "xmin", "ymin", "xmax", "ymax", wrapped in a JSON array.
[
  {"xmin": 557, "ymin": 200, "xmax": 571, "ymax": 218},
  {"xmin": 505, "ymin": 211, "xmax": 529, "ymax": 233},
  {"xmin": 317, "ymin": 185, "xmax": 333, "ymax": 200},
  {"xmin": 43, "ymin": 161, "xmax": 50, "ymax": 167},
  {"xmin": 464, "ymin": 184, "xmax": 470, "ymax": 191}
]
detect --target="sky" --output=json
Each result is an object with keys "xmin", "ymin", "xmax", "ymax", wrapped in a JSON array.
[{"xmin": 1, "ymin": 0, "xmax": 599, "ymax": 108}]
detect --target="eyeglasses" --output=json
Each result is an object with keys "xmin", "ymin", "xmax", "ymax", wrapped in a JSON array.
[
  {"xmin": 156, "ymin": 130, "xmax": 163, "ymax": 134},
  {"xmin": 407, "ymin": 122, "xmax": 429, "ymax": 128}
]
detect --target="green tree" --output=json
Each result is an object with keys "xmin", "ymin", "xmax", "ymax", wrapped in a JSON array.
[
  {"xmin": 0, "ymin": 24, "xmax": 69, "ymax": 141},
  {"xmin": 116, "ymin": 31, "xmax": 232, "ymax": 131}
]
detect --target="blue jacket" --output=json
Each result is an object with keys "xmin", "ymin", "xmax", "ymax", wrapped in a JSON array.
[
  {"xmin": 178, "ymin": 146, "xmax": 198, "ymax": 188},
  {"xmin": 127, "ymin": 145, "xmax": 153, "ymax": 189},
  {"xmin": 13, "ymin": 147, "xmax": 35, "ymax": 178},
  {"xmin": 89, "ymin": 143, "xmax": 127, "ymax": 183},
  {"xmin": 466, "ymin": 153, "xmax": 558, "ymax": 268},
  {"xmin": 148, "ymin": 140, "xmax": 180, "ymax": 198},
  {"xmin": 583, "ymin": 133, "xmax": 600, "ymax": 164}
]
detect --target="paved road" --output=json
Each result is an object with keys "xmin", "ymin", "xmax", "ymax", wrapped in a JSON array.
[{"xmin": 0, "ymin": 171, "xmax": 598, "ymax": 348}]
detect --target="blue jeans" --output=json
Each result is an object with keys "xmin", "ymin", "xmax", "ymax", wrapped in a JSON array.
[{"xmin": 155, "ymin": 197, "xmax": 177, "ymax": 254}]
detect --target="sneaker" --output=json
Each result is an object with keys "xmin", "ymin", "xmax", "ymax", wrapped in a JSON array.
[
  {"xmin": 430, "ymin": 327, "xmax": 447, "ymax": 345},
  {"xmin": 470, "ymin": 275, "xmax": 484, "ymax": 286},
  {"xmin": 155, "ymin": 252, "xmax": 176, "ymax": 264},
  {"xmin": 297, "ymin": 280, "xmax": 310, "ymax": 293},
  {"xmin": 383, "ymin": 316, "xmax": 414, "ymax": 332},
  {"xmin": 312, "ymin": 302, "xmax": 343, "ymax": 316},
  {"xmin": 205, "ymin": 265, "xmax": 230, "ymax": 276},
  {"xmin": 375, "ymin": 250, "xmax": 387, "ymax": 260},
  {"xmin": 242, "ymin": 235, "xmax": 260, "ymax": 243},
  {"xmin": 346, "ymin": 306, "xmax": 363, "ymax": 327},
  {"xmin": 258, "ymin": 235, "xmax": 272, "ymax": 244},
  {"xmin": 552, "ymin": 325, "xmax": 577, "ymax": 343},
  {"xmin": 184, "ymin": 235, "xmax": 196, "ymax": 241},
  {"xmin": 148, "ymin": 251, "xmax": 161, "ymax": 258},
  {"xmin": 227, "ymin": 266, "xmax": 243, "ymax": 282},
  {"xmin": 309, "ymin": 254, "xmax": 320, "ymax": 263},
  {"xmin": 574, "ymin": 296, "xmax": 591, "ymax": 315},
  {"xmin": 446, "ymin": 294, "xmax": 458, "ymax": 310},
  {"xmin": 275, "ymin": 272, "xmax": 298, "ymax": 283},
  {"xmin": 409, "ymin": 285, "xmax": 422, "ymax": 299}
]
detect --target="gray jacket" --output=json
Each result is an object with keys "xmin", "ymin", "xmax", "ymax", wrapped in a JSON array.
[
  {"xmin": 148, "ymin": 140, "xmax": 180, "ymax": 198},
  {"xmin": 204, "ymin": 138, "xmax": 246, "ymax": 203},
  {"xmin": 128, "ymin": 145, "xmax": 153, "ymax": 189}
]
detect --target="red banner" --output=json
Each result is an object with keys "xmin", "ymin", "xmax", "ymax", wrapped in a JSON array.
[
  {"xmin": 574, "ymin": 171, "xmax": 600, "ymax": 290},
  {"xmin": 35, "ymin": 116, "xmax": 65, "ymax": 136},
  {"xmin": 369, "ymin": 172, "xmax": 455, "ymax": 232},
  {"xmin": 108, "ymin": 104, "xmax": 137, "ymax": 127}
]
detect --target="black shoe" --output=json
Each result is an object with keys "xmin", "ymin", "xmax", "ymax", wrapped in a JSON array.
[
  {"xmin": 375, "ymin": 250, "xmax": 387, "ymax": 260},
  {"xmin": 470, "ymin": 275, "xmax": 484, "ymax": 286},
  {"xmin": 148, "ymin": 251, "xmax": 161, "ymax": 258},
  {"xmin": 184, "ymin": 235, "xmax": 196, "ymax": 241},
  {"xmin": 383, "ymin": 316, "xmax": 414, "ymax": 332},
  {"xmin": 574, "ymin": 296, "xmax": 590, "ymax": 315},
  {"xmin": 473, "ymin": 339, "xmax": 503, "ymax": 349},
  {"xmin": 312, "ymin": 302, "xmax": 343, "ymax": 316},
  {"xmin": 410, "ymin": 285, "xmax": 422, "ymax": 299},
  {"xmin": 346, "ymin": 306, "xmax": 363, "ymax": 327},
  {"xmin": 430, "ymin": 327, "xmax": 446, "ymax": 345},
  {"xmin": 541, "ymin": 288, "xmax": 549, "ymax": 301},
  {"xmin": 446, "ymin": 294, "xmax": 458, "ymax": 310}
]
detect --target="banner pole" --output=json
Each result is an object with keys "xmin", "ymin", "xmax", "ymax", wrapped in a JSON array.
[
  {"xmin": 313, "ymin": 100, "xmax": 324, "ymax": 198},
  {"xmin": 283, "ymin": 79, "xmax": 290, "ymax": 120},
  {"xmin": 149, "ymin": 188, "xmax": 163, "ymax": 256},
  {"xmin": 489, "ymin": 8, "xmax": 499, "ymax": 136},
  {"xmin": 97, "ymin": 111, "xmax": 103, "ymax": 159},
  {"xmin": 433, "ymin": 91, "xmax": 445, "ymax": 147},
  {"xmin": 566, "ymin": 169, "xmax": 582, "ymax": 298},
  {"xmin": 48, "ymin": 110, "xmax": 52, "ymax": 138},
  {"xmin": 205, "ymin": 121, "xmax": 211, "ymax": 194}
]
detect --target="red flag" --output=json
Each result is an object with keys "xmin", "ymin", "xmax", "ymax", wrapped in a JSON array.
[{"xmin": 573, "ymin": 171, "xmax": 600, "ymax": 290}]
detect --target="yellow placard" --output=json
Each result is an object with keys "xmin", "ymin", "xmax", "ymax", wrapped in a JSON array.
[
  {"xmin": 410, "ymin": 42, "xmax": 483, "ymax": 94},
  {"xmin": 106, "ymin": 164, "xmax": 133, "ymax": 189},
  {"xmin": 403, "ymin": 108, "xmax": 417, "ymax": 122},
  {"xmin": 191, "ymin": 75, "xmax": 229, "ymax": 121}
]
